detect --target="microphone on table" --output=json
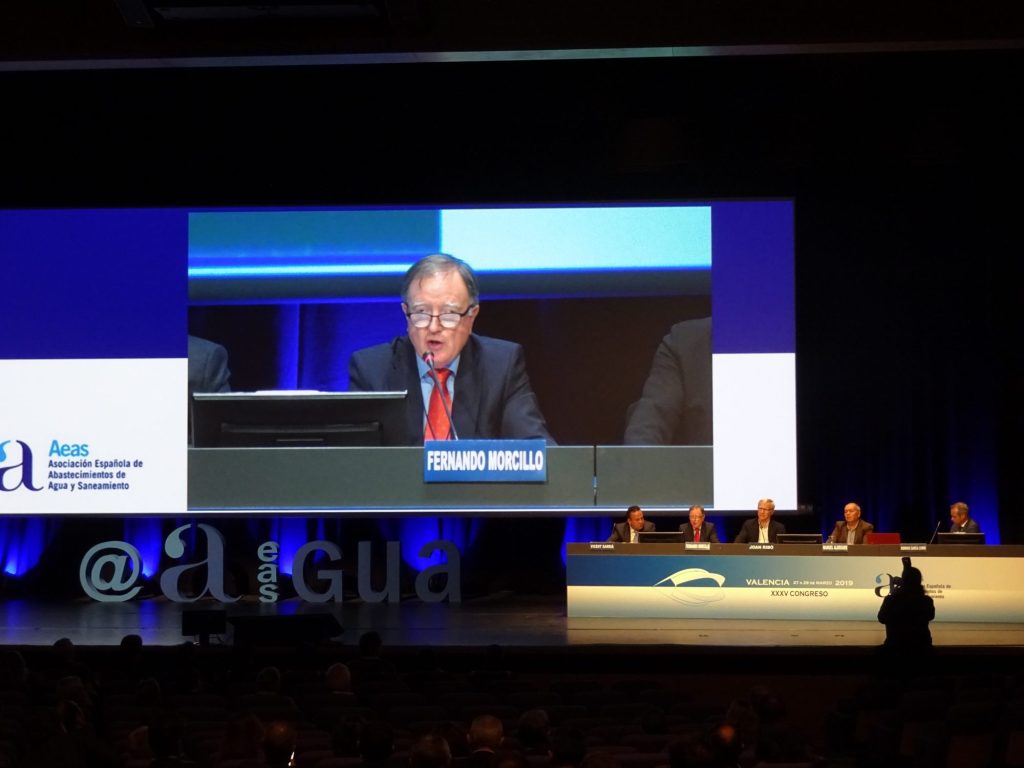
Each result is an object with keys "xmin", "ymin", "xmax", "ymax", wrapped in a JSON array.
[
  {"xmin": 423, "ymin": 351, "xmax": 459, "ymax": 440},
  {"xmin": 928, "ymin": 519, "xmax": 943, "ymax": 544}
]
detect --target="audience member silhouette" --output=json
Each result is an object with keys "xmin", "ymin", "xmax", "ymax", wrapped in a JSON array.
[
  {"xmin": 50, "ymin": 638, "xmax": 95, "ymax": 695},
  {"xmin": 215, "ymin": 713, "xmax": 265, "ymax": 765},
  {"xmin": 239, "ymin": 665, "xmax": 298, "ymax": 717},
  {"xmin": 330, "ymin": 716, "xmax": 363, "ymax": 757},
  {"xmin": 722, "ymin": 696, "xmax": 758, "ymax": 762},
  {"xmin": 668, "ymin": 734, "xmax": 715, "ymax": 768},
  {"xmin": 148, "ymin": 710, "xmax": 198, "ymax": 768},
  {"xmin": 470, "ymin": 644, "xmax": 514, "ymax": 685},
  {"xmin": 358, "ymin": 720, "xmax": 404, "ymax": 768},
  {"xmin": 459, "ymin": 714, "xmax": 504, "ymax": 768},
  {"xmin": 579, "ymin": 752, "xmax": 620, "ymax": 768},
  {"xmin": 516, "ymin": 708, "xmax": 551, "ymax": 756},
  {"xmin": 411, "ymin": 734, "xmax": 453, "ymax": 768},
  {"xmin": 433, "ymin": 721, "xmax": 471, "ymax": 760},
  {"xmin": 639, "ymin": 706, "xmax": 669, "ymax": 735},
  {"xmin": 264, "ymin": 719, "xmax": 298, "ymax": 768},
  {"xmin": 549, "ymin": 727, "xmax": 587, "ymax": 768},
  {"xmin": 0, "ymin": 649, "xmax": 29, "ymax": 693},
  {"xmin": 101, "ymin": 633, "xmax": 149, "ymax": 690},
  {"xmin": 704, "ymin": 722, "xmax": 742, "ymax": 768},
  {"xmin": 54, "ymin": 697, "xmax": 118, "ymax": 768},
  {"xmin": 325, "ymin": 662, "xmax": 354, "ymax": 694},
  {"xmin": 748, "ymin": 687, "xmax": 816, "ymax": 764},
  {"xmin": 123, "ymin": 724, "xmax": 153, "ymax": 764},
  {"xmin": 163, "ymin": 640, "xmax": 207, "ymax": 696},
  {"xmin": 349, "ymin": 632, "xmax": 399, "ymax": 690}
]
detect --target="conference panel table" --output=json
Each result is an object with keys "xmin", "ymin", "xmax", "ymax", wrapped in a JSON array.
[{"xmin": 566, "ymin": 542, "xmax": 1024, "ymax": 623}]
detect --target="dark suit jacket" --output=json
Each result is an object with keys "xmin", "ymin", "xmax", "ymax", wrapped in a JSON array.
[
  {"xmin": 188, "ymin": 335, "xmax": 231, "ymax": 395},
  {"xmin": 734, "ymin": 518, "xmax": 786, "ymax": 544},
  {"xmin": 951, "ymin": 518, "xmax": 981, "ymax": 534},
  {"xmin": 349, "ymin": 334, "xmax": 553, "ymax": 446},
  {"xmin": 455, "ymin": 750, "xmax": 499, "ymax": 768},
  {"xmin": 608, "ymin": 520, "xmax": 656, "ymax": 543},
  {"xmin": 829, "ymin": 521, "xmax": 875, "ymax": 544},
  {"xmin": 678, "ymin": 521, "xmax": 719, "ymax": 543},
  {"xmin": 188, "ymin": 335, "xmax": 230, "ymax": 445},
  {"xmin": 624, "ymin": 317, "xmax": 712, "ymax": 446}
]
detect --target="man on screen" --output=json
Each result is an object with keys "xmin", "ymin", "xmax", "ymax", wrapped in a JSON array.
[
  {"xmin": 188, "ymin": 335, "xmax": 231, "ymax": 396},
  {"xmin": 623, "ymin": 317, "xmax": 712, "ymax": 445},
  {"xmin": 607, "ymin": 505, "xmax": 656, "ymax": 543},
  {"xmin": 678, "ymin": 504, "xmax": 719, "ymax": 543},
  {"xmin": 734, "ymin": 498, "xmax": 786, "ymax": 544},
  {"xmin": 348, "ymin": 254, "xmax": 553, "ymax": 445},
  {"xmin": 188, "ymin": 334, "xmax": 231, "ymax": 445},
  {"xmin": 949, "ymin": 501, "xmax": 981, "ymax": 534}
]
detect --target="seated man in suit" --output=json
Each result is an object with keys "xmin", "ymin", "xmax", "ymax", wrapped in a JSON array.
[
  {"xmin": 608, "ymin": 505, "xmax": 655, "ymax": 543},
  {"xmin": 734, "ymin": 498, "xmax": 786, "ymax": 544},
  {"xmin": 829, "ymin": 502, "xmax": 875, "ymax": 544},
  {"xmin": 188, "ymin": 334, "xmax": 231, "ymax": 445},
  {"xmin": 678, "ymin": 504, "xmax": 719, "ymax": 543},
  {"xmin": 188, "ymin": 334, "xmax": 231, "ymax": 396},
  {"xmin": 949, "ymin": 501, "xmax": 981, "ymax": 533},
  {"xmin": 349, "ymin": 254, "xmax": 553, "ymax": 445},
  {"xmin": 623, "ymin": 316, "xmax": 712, "ymax": 445}
]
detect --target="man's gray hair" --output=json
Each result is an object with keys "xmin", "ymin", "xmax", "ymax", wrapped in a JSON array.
[{"xmin": 402, "ymin": 253, "xmax": 480, "ymax": 305}]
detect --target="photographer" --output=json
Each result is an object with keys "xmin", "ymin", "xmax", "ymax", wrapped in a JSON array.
[{"xmin": 877, "ymin": 557, "xmax": 935, "ymax": 655}]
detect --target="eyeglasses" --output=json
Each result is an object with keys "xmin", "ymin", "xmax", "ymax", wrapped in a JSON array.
[
  {"xmin": 405, "ymin": 305, "xmax": 477, "ymax": 329},
  {"xmin": 757, "ymin": 507, "xmax": 773, "ymax": 512}
]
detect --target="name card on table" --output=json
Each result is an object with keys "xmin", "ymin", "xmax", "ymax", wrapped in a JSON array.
[{"xmin": 423, "ymin": 439, "xmax": 547, "ymax": 483}]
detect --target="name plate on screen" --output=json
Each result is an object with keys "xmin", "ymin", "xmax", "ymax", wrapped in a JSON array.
[
  {"xmin": 684, "ymin": 542, "xmax": 711, "ymax": 551},
  {"xmin": 423, "ymin": 440, "xmax": 547, "ymax": 483},
  {"xmin": 823, "ymin": 543, "xmax": 849, "ymax": 552}
]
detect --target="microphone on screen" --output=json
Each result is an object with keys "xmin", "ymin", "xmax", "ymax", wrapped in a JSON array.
[
  {"xmin": 423, "ymin": 351, "xmax": 459, "ymax": 440},
  {"xmin": 928, "ymin": 519, "xmax": 943, "ymax": 544}
]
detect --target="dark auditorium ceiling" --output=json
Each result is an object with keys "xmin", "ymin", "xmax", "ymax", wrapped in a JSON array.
[{"xmin": 2, "ymin": 0, "xmax": 1023, "ymax": 67}]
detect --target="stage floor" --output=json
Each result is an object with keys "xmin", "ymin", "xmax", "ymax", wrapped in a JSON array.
[{"xmin": 3, "ymin": 591, "xmax": 1024, "ymax": 650}]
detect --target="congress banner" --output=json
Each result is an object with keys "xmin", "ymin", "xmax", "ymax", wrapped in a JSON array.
[{"xmin": 567, "ymin": 545, "xmax": 1024, "ymax": 623}]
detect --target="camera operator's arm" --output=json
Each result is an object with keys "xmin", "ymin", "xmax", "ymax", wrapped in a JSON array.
[{"xmin": 877, "ymin": 594, "xmax": 894, "ymax": 625}]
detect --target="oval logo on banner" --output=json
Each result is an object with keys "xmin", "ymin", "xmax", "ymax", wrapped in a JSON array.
[{"xmin": 654, "ymin": 567, "xmax": 727, "ymax": 606}]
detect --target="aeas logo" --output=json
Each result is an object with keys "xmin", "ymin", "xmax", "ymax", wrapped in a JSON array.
[{"xmin": 0, "ymin": 439, "xmax": 42, "ymax": 492}]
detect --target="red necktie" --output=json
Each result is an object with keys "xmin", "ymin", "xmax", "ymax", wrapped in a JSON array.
[
  {"xmin": 694, "ymin": 527, "xmax": 700, "ymax": 542},
  {"xmin": 425, "ymin": 367, "xmax": 453, "ymax": 441}
]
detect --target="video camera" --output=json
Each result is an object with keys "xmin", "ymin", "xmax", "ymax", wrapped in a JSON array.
[
  {"xmin": 874, "ymin": 556, "xmax": 912, "ymax": 598},
  {"xmin": 892, "ymin": 556, "xmax": 912, "ymax": 591}
]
